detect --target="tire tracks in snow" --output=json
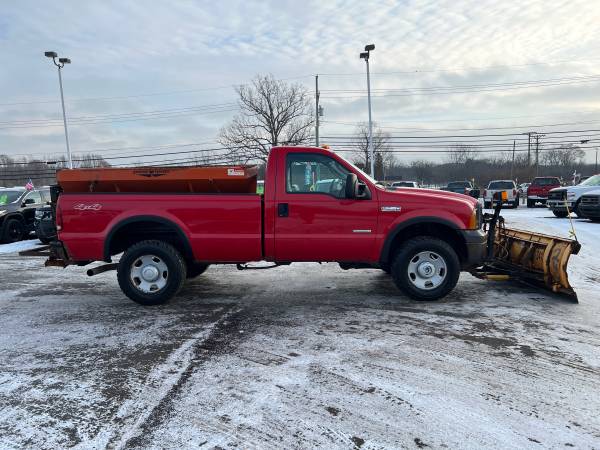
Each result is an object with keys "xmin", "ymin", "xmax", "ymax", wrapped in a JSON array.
[{"xmin": 84, "ymin": 306, "xmax": 239, "ymax": 450}]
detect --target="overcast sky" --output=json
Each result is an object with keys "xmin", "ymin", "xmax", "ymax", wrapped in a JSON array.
[{"xmin": 1, "ymin": 0, "xmax": 600, "ymax": 165}]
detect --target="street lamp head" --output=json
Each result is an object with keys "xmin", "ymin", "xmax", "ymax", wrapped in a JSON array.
[
  {"xmin": 44, "ymin": 51, "xmax": 58, "ymax": 58},
  {"xmin": 58, "ymin": 57, "xmax": 71, "ymax": 64},
  {"xmin": 364, "ymin": 44, "xmax": 375, "ymax": 51},
  {"xmin": 359, "ymin": 52, "xmax": 369, "ymax": 60}
]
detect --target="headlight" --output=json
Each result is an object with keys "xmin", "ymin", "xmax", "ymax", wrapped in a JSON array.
[
  {"xmin": 567, "ymin": 192, "xmax": 576, "ymax": 200},
  {"xmin": 469, "ymin": 204, "xmax": 482, "ymax": 230},
  {"xmin": 35, "ymin": 210, "xmax": 43, "ymax": 219}
]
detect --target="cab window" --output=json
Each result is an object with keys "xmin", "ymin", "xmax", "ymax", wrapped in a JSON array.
[{"xmin": 286, "ymin": 153, "xmax": 350, "ymax": 199}]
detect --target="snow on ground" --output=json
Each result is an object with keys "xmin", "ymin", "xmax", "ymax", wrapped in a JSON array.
[
  {"xmin": 0, "ymin": 209, "xmax": 599, "ymax": 449},
  {"xmin": 0, "ymin": 239, "xmax": 42, "ymax": 254}
]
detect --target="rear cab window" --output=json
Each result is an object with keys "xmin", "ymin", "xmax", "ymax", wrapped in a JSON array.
[
  {"xmin": 488, "ymin": 181, "xmax": 515, "ymax": 189},
  {"xmin": 532, "ymin": 177, "xmax": 560, "ymax": 186}
]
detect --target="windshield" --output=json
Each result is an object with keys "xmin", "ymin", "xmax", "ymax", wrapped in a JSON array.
[
  {"xmin": 335, "ymin": 153, "xmax": 378, "ymax": 185},
  {"xmin": 393, "ymin": 182, "xmax": 416, "ymax": 187},
  {"xmin": 579, "ymin": 174, "xmax": 600, "ymax": 186},
  {"xmin": 488, "ymin": 181, "xmax": 514, "ymax": 189},
  {"xmin": 448, "ymin": 181, "xmax": 470, "ymax": 188},
  {"xmin": 0, "ymin": 191, "xmax": 24, "ymax": 205}
]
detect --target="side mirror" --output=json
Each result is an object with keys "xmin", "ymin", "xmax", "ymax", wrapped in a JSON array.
[
  {"xmin": 345, "ymin": 173, "xmax": 358, "ymax": 199},
  {"xmin": 355, "ymin": 181, "xmax": 371, "ymax": 200},
  {"xmin": 23, "ymin": 198, "xmax": 35, "ymax": 206}
]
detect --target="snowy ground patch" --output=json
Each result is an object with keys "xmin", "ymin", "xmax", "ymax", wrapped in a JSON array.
[
  {"xmin": 0, "ymin": 209, "xmax": 598, "ymax": 448},
  {"xmin": 0, "ymin": 239, "xmax": 42, "ymax": 254}
]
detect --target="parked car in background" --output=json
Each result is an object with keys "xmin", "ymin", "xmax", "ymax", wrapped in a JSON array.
[
  {"xmin": 526, "ymin": 176, "xmax": 561, "ymax": 207},
  {"xmin": 518, "ymin": 183, "xmax": 530, "ymax": 196},
  {"xmin": 391, "ymin": 181, "xmax": 420, "ymax": 188},
  {"xmin": 483, "ymin": 180, "xmax": 519, "ymax": 209},
  {"xmin": 547, "ymin": 174, "xmax": 600, "ymax": 217},
  {"xmin": 442, "ymin": 180, "xmax": 479, "ymax": 198},
  {"xmin": 0, "ymin": 187, "xmax": 50, "ymax": 243},
  {"xmin": 578, "ymin": 189, "xmax": 600, "ymax": 222},
  {"xmin": 34, "ymin": 205, "xmax": 57, "ymax": 244}
]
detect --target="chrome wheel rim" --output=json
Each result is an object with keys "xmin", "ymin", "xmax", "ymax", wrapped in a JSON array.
[
  {"xmin": 407, "ymin": 251, "xmax": 447, "ymax": 290},
  {"xmin": 130, "ymin": 254, "xmax": 168, "ymax": 293}
]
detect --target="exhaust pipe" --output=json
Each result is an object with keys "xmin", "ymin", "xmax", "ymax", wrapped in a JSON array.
[{"xmin": 87, "ymin": 263, "xmax": 118, "ymax": 276}]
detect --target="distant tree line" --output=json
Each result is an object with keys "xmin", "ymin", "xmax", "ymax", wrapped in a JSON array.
[{"xmin": 0, "ymin": 154, "xmax": 110, "ymax": 188}]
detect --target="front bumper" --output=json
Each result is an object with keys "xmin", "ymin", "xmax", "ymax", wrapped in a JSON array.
[
  {"xmin": 460, "ymin": 229, "xmax": 487, "ymax": 268},
  {"xmin": 579, "ymin": 204, "xmax": 600, "ymax": 218},
  {"xmin": 547, "ymin": 200, "xmax": 574, "ymax": 211}
]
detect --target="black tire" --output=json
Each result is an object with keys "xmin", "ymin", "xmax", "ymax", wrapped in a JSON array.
[
  {"xmin": 1, "ymin": 218, "xmax": 24, "ymax": 243},
  {"xmin": 589, "ymin": 217, "xmax": 600, "ymax": 223},
  {"xmin": 391, "ymin": 236, "xmax": 460, "ymax": 301},
  {"xmin": 527, "ymin": 200, "xmax": 534, "ymax": 208},
  {"xmin": 117, "ymin": 240, "xmax": 186, "ymax": 305},
  {"xmin": 573, "ymin": 201, "xmax": 583, "ymax": 218},
  {"xmin": 552, "ymin": 210, "xmax": 568, "ymax": 218},
  {"xmin": 484, "ymin": 202, "xmax": 491, "ymax": 209},
  {"xmin": 380, "ymin": 263, "xmax": 391, "ymax": 274},
  {"xmin": 187, "ymin": 262, "xmax": 209, "ymax": 279},
  {"xmin": 512, "ymin": 199, "xmax": 519, "ymax": 208}
]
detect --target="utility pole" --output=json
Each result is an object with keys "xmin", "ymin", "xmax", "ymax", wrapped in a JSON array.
[
  {"xmin": 527, "ymin": 132, "xmax": 532, "ymax": 167},
  {"xmin": 315, "ymin": 74, "xmax": 320, "ymax": 147},
  {"xmin": 45, "ymin": 51, "xmax": 73, "ymax": 169},
  {"xmin": 596, "ymin": 148, "xmax": 598, "ymax": 173},
  {"xmin": 511, "ymin": 140, "xmax": 515, "ymax": 180},
  {"xmin": 535, "ymin": 134, "xmax": 545, "ymax": 176},
  {"xmin": 359, "ymin": 44, "xmax": 375, "ymax": 177}
]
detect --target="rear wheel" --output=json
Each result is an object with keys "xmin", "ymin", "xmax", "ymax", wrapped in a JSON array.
[
  {"xmin": 117, "ymin": 240, "xmax": 186, "ymax": 305},
  {"xmin": 1, "ymin": 218, "xmax": 24, "ymax": 243},
  {"xmin": 527, "ymin": 200, "xmax": 534, "ymax": 208},
  {"xmin": 512, "ymin": 198, "xmax": 519, "ymax": 208},
  {"xmin": 552, "ymin": 210, "xmax": 568, "ymax": 218},
  {"xmin": 391, "ymin": 236, "xmax": 460, "ymax": 301}
]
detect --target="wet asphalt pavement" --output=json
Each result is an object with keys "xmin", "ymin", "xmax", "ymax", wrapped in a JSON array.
[{"xmin": 0, "ymin": 247, "xmax": 599, "ymax": 449}]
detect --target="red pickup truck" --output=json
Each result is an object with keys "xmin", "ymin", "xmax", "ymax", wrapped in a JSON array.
[
  {"xmin": 526, "ymin": 176, "xmax": 561, "ymax": 207},
  {"xmin": 50, "ymin": 146, "xmax": 486, "ymax": 305}
]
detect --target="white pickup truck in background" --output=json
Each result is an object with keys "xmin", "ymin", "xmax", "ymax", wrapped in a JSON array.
[
  {"xmin": 483, "ymin": 180, "xmax": 519, "ymax": 209},
  {"xmin": 547, "ymin": 174, "xmax": 600, "ymax": 217}
]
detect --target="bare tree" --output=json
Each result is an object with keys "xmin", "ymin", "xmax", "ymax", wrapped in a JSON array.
[
  {"xmin": 542, "ymin": 144, "xmax": 585, "ymax": 168},
  {"xmin": 446, "ymin": 144, "xmax": 475, "ymax": 165},
  {"xmin": 410, "ymin": 160, "xmax": 434, "ymax": 185},
  {"xmin": 218, "ymin": 74, "xmax": 314, "ymax": 163},
  {"xmin": 351, "ymin": 122, "xmax": 395, "ymax": 179}
]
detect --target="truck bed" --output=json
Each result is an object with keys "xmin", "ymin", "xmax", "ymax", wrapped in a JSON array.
[{"xmin": 58, "ymin": 193, "xmax": 263, "ymax": 262}]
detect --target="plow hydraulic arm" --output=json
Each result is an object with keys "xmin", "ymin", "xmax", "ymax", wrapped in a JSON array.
[{"xmin": 471, "ymin": 192, "xmax": 581, "ymax": 300}]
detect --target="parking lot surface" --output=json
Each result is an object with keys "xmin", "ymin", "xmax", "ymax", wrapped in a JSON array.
[{"xmin": 0, "ymin": 208, "xmax": 599, "ymax": 449}]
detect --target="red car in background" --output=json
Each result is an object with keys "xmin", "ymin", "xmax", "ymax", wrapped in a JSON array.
[{"xmin": 526, "ymin": 176, "xmax": 561, "ymax": 208}]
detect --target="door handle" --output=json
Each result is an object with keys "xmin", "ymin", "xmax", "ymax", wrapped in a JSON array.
[{"xmin": 278, "ymin": 203, "xmax": 289, "ymax": 217}]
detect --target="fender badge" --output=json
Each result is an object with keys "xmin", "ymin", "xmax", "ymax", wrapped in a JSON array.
[{"xmin": 381, "ymin": 206, "xmax": 401, "ymax": 212}]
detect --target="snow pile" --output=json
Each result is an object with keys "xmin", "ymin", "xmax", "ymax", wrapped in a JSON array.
[{"xmin": 0, "ymin": 239, "xmax": 42, "ymax": 254}]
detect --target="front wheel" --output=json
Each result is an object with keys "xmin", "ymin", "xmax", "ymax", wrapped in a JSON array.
[
  {"xmin": 527, "ymin": 200, "xmax": 534, "ymax": 208},
  {"xmin": 391, "ymin": 237, "xmax": 460, "ymax": 301},
  {"xmin": 117, "ymin": 240, "xmax": 186, "ymax": 305},
  {"xmin": 1, "ymin": 218, "xmax": 24, "ymax": 243}
]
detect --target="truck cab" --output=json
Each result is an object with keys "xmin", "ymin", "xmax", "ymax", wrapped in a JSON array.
[{"xmin": 50, "ymin": 146, "xmax": 486, "ymax": 305}]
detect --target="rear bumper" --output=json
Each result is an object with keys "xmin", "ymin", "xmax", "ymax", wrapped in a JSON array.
[
  {"xmin": 460, "ymin": 229, "xmax": 487, "ymax": 268},
  {"xmin": 527, "ymin": 195, "xmax": 547, "ymax": 200}
]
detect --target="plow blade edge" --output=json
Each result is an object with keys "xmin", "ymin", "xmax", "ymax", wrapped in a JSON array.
[{"xmin": 482, "ymin": 227, "xmax": 581, "ymax": 299}]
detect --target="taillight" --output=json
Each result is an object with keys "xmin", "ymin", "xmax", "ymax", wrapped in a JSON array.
[
  {"xmin": 513, "ymin": 189, "xmax": 517, "ymax": 196},
  {"xmin": 55, "ymin": 203, "xmax": 63, "ymax": 231},
  {"xmin": 483, "ymin": 189, "xmax": 487, "ymax": 197}
]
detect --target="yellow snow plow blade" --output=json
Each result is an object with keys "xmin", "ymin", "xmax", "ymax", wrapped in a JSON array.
[{"xmin": 490, "ymin": 227, "xmax": 581, "ymax": 299}]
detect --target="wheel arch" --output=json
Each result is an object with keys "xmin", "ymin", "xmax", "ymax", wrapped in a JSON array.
[
  {"xmin": 104, "ymin": 215, "xmax": 194, "ymax": 262},
  {"xmin": 380, "ymin": 217, "xmax": 468, "ymax": 266}
]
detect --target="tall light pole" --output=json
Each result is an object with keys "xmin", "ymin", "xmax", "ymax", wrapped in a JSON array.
[
  {"xmin": 44, "ymin": 51, "xmax": 73, "ymax": 169},
  {"xmin": 360, "ymin": 44, "xmax": 375, "ymax": 177}
]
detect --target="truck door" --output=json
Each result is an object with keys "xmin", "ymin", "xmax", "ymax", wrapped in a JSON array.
[{"xmin": 274, "ymin": 152, "xmax": 378, "ymax": 262}]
